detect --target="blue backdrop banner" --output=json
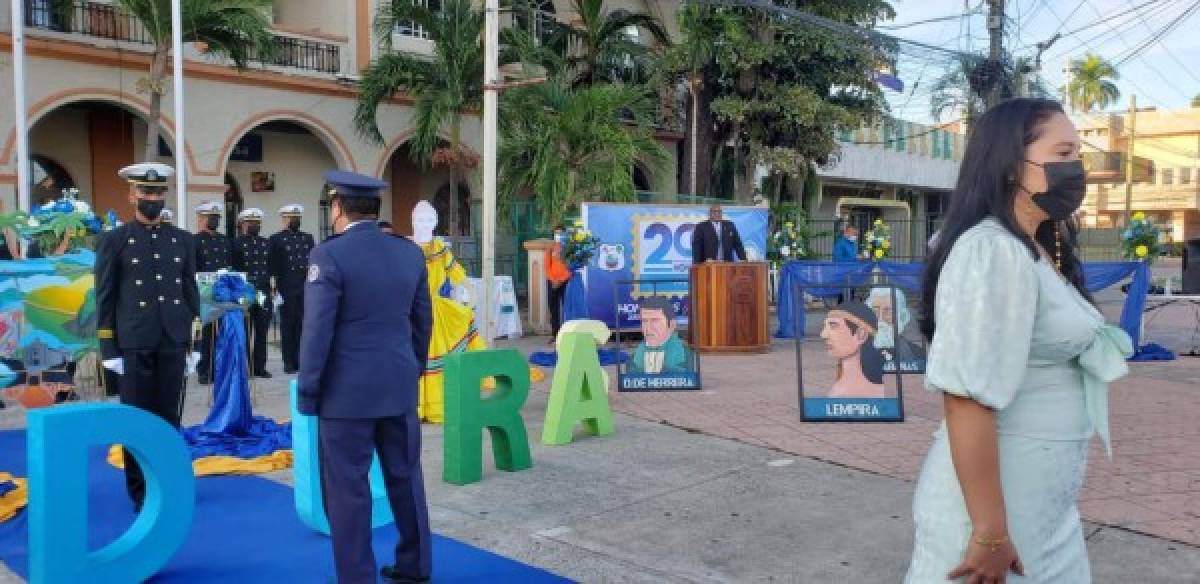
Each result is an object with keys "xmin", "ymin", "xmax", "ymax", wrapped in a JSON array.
[
  {"xmin": 582, "ymin": 203, "xmax": 769, "ymax": 329},
  {"xmin": 776, "ymin": 260, "xmax": 1153, "ymax": 357}
]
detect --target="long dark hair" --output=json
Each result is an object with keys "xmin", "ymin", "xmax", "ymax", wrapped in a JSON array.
[{"xmin": 920, "ymin": 98, "xmax": 1093, "ymax": 341}]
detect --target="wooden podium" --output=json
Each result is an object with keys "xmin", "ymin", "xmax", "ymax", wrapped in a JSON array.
[{"xmin": 689, "ymin": 261, "xmax": 770, "ymax": 352}]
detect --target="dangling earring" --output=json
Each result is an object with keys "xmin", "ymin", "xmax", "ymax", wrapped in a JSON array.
[{"xmin": 1055, "ymin": 224, "xmax": 1063, "ymax": 272}]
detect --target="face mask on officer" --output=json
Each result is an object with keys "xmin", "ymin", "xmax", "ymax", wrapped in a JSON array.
[
  {"xmin": 133, "ymin": 189, "xmax": 166, "ymax": 221},
  {"xmin": 247, "ymin": 223, "xmax": 262, "ymax": 236},
  {"xmin": 287, "ymin": 218, "xmax": 301, "ymax": 231},
  {"xmin": 205, "ymin": 215, "xmax": 220, "ymax": 231}
]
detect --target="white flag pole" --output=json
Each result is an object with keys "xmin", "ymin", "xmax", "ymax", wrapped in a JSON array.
[
  {"xmin": 11, "ymin": 0, "xmax": 30, "ymax": 212},
  {"xmin": 171, "ymin": 0, "xmax": 187, "ymax": 228},
  {"xmin": 481, "ymin": 0, "xmax": 499, "ymax": 343}
]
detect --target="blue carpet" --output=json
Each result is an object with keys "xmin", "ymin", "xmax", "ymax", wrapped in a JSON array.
[{"xmin": 0, "ymin": 430, "xmax": 569, "ymax": 583}]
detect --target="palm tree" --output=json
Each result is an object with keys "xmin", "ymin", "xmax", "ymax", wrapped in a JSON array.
[
  {"xmin": 354, "ymin": 0, "xmax": 484, "ymax": 237},
  {"xmin": 662, "ymin": 3, "xmax": 743, "ymax": 196},
  {"xmin": 499, "ymin": 78, "xmax": 667, "ymax": 227},
  {"xmin": 561, "ymin": 0, "xmax": 669, "ymax": 86},
  {"xmin": 1067, "ymin": 53, "xmax": 1120, "ymax": 112},
  {"xmin": 56, "ymin": 0, "xmax": 275, "ymax": 161},
  {"xmin": 929, "ymin": 54, "xmax": 983, "ymax": 123}
]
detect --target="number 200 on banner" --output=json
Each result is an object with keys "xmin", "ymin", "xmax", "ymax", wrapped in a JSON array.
[{"xmin": 631, "ymin": 215, "xmax": 695, "ymax": 297}]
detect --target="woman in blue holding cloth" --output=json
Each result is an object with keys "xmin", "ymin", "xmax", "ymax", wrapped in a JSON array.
[{"xmin": 906, "ymin": 98, "xmax": 1132, "ymax": 582}]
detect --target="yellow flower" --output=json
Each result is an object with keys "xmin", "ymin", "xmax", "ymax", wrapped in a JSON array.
[
  {"xmin": 874, "ymin": 249, "xmax": 885, "ymax": 259},
  {"xmin": 1135, "ymin": 244, "xmax": 1149, "ymax": 258},
  {"xmin": 573, "ymin": 231, "xmax": 586, "ymax": 242},
  {"xmin": 874, "ymin": 218, "xmax": 883, "ymax": 225},
  {"xmin": 1132, "ymin": 211, "xmax": 1145, "ymax": 221},
  {"xmin": 882, "ymin": 240, "xmax": 890, "ymax": 249}
]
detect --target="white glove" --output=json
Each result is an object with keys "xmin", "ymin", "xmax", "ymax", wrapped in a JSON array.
[
  {"xmin": 274, "ymin": 293, "xmax": 284, "ymax": 307},
  {"xmin": 256, "ymin": 291, "xmax": 266, "ymax": 306},
  {"xmin": 102, "ymin": 358, "xmax": 124, "ymax": 375},
  {"xmin": 186, "ymin": 351, "xmax": 201, "ymax": 376}
]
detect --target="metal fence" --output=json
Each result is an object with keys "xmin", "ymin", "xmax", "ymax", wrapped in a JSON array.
[
  {"xmin": 25, "ymin": 0, "xmax": 341, "ymax": 75},
  {"xmin": 804, "ymin": 219, "xmax": 1124, "ymax": 262}
]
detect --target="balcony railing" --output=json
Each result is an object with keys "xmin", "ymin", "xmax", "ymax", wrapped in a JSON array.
[
  {"xmin": 253, "ymin": 34, "xmax": 341, "ymax": 74},
  {"xmin": 24, "ymin": 0, "xmax": 341, "ymax": 75},
  {"xmin": 25, "ymin": 0, "xmax": 153, "ymax": 44}
]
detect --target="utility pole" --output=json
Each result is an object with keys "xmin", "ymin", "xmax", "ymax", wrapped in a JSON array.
[
  {"xmin": 985, "ymin": 0, "xmax": 1005, "ymax": 108},
  {"xmin": 11, "ymin": 0, "xmax": 30, "ymax": 212},
  {"xmin": 1123, "ymin": 94, "xmax": 1137, "ymax": 225},
  {"xmin": 481, "ymin": 0, "xmax": 499, "ymax": 343}
]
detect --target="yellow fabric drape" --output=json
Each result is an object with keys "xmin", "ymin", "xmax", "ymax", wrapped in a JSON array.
[
  {"xmin": 0, "ymin": 472, "xmax": 28, "ymax": 522},
  {"xmin": 107, "ymin": 446, "xmax": 294, "ymax": 477}
]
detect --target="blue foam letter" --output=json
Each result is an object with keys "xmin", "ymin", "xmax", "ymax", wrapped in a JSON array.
[
  {"xmin": 27, "ymin": 403, "xmax": 195, "ymax": 583},
  {"xmin": 290, "ymin": 381, "xmax": 393, "ymax": 534}
]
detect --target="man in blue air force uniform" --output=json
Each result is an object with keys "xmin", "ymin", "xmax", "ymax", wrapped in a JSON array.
[{"xmin": 297, "ymin": 170, "xmax": 434, "ymax": 583}]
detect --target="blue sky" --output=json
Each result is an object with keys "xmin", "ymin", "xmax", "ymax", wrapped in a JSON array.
[{"xmin": 880, "ymin": 0, "xmax": 1200, "ymax": 123}]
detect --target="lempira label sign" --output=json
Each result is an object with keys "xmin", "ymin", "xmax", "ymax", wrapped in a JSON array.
[{"xmin": 802, "ymin": 398, "xmax": 902, "ymax": 421}]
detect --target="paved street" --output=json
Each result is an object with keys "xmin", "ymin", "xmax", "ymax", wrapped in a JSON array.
[{"xmin": 1, "ymin": 279, "xmax": 1198, "ymax": 583}]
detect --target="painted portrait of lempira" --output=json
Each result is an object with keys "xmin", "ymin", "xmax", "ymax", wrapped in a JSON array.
[
  {"xmin": 820, "ymin": 300, "xmax": 887, "ymax": 398},
  {"xmin": 629, "ymin": 296, "xmax": 692, "ymax": 374}
]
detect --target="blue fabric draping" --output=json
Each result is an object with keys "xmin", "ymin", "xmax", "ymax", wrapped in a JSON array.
[
  {"xmin": 775, "ymin": 260, "xmax": 1154, "ymax": 359},
  {"xmin": 1130, "ymin": 342, "xmax": 1176, "ymax": 361},
  {"xmin": 528, "ymin": 348, "xmax": 626, "ymax": 367},
  {"xmin": 562, "ymin": 269, "xmax": 589, "ymax": 322},
  {"xmin": 774, "ymin": 261, "xmax": 874, "ymax": 338},
  {"xmin": 183, "ymin": 274, "xmax": 291, "ymax": 460}
]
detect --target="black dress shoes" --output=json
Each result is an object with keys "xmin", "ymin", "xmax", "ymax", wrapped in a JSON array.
[
  {"xmin": 254, "ymin": 370, "xmax": 273, "ymax": 379},
  {"xmin": 380, "ymin": 566, "xmax": 430, "ymax": 583}
]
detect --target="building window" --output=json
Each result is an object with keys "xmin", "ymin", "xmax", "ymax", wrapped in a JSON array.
[
  {"xmin": 1182, "ymin": 167, "xmax": 1192, "ymax": 185},
  {"xmin": 1162, "ymin": 168, "xmax": 1173, "ymax": 185},
  {"xmin": 1097, "ymin": 128, "xmax": 1108, "ymax": 136},
  {"xmin": 394, "ymin": 0, "xmax": 442, "ymax": 39}
]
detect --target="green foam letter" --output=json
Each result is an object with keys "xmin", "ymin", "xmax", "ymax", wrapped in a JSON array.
[
  {"xmin": 542, "ymin": 331, "xmax": 615, "ymax": 445},
  {"xmin": 443, "ymin": 349, "xmax": 532, "ymax": 485}
]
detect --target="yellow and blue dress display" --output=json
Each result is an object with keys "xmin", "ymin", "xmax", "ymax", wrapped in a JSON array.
[{"xmin": 418, "ymin": 237, "xmax": 486, "ymax": 423}]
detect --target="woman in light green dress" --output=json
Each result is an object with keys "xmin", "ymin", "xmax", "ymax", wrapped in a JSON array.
[{"xmin": 906, "ymin": 98, "xmax": 1132, "ymax": 583}]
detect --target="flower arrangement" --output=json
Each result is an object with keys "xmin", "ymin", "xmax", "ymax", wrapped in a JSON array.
[
  {"xmin": 1121, "ymin": 211, "xmax": 1162, "ymax": 263},
  {"xmin": 863, "ymin": 218, "xmax": 892, "ymax": 260},
  {"xmin": 562, "ymin": 219, "xmax": 600, "ymax": 269},
  {"xmin": 14, "ymin": 189, "xmax": 109, "ymax": 254},
  {"xmin": 769, "ymin": 220, "xmax": 807, "ymax": 266}
]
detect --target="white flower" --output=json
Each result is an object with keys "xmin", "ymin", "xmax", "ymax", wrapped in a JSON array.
[
  {"xmin": 780, "ymin": 245, "xmax": 791, "ymax": 257},
  {"xmin": 26, "ymin": 218, "xmax": 39, "ymax": 228},
  {"xmin": 73, "ymin": 200, "xmax": 90, "ymax": 214},
  {"xmin": 40, "ymin": 202, "xmax": 54, "ymax": 211}
]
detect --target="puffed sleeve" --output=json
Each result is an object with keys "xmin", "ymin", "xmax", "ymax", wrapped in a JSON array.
[{"xmin": 925, "ymin": 231, "xmax": 1039, "ymax": 410}]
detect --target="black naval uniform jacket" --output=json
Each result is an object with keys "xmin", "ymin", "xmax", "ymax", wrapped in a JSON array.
[
  {"xmin": 269, "ymin": 229, "xmax": 315, "ymax": 296},
  {"xmin": 95, "ymin": 221, "xmax": 201, "ymax": 359},
  {"xmin": 232, "ymin": 234, "xmax": 272, "ymax": 293},
  {"xmin": 195, "ymin": 231, "xmax": 231, "ymax": 272}
]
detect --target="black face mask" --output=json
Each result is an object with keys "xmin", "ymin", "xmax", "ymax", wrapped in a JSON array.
[
  {"xmin": 247, "ymin": 224, "xmax": 262, "ymax": 236},
  {"xmin": 1027, "ymin": 159, "xmax": 1086, "ymax": 221},
  {"xmin": 287, "ymin": 218, "xmax": 301, "ymax": 231},
  {"xmin": 205, "ymin": 216, "xmax": 220, "ymax": 231},
  {"xmin": 137, "ymin": 199, "xmax": 165, "ymax": 221}
]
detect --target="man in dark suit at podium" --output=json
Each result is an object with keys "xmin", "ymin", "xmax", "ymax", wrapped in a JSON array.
[{"xmin": 691, "ymin": 204, "xmax": 746, "ymax": 263}]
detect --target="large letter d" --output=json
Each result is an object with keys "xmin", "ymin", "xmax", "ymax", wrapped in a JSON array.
[{"xmin": 27, "ymin": 404, "xmax": 194, "ymax": 583}]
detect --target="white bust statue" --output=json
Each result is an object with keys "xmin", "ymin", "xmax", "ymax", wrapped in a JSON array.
[{"xmin": 412, "ymin": 200, "xmax": 437, "ymax": 244}]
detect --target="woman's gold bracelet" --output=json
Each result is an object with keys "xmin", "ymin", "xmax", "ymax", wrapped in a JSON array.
[{"xmin": 972, "ymin": 534, "xmax": 1010, "ymax": 552}]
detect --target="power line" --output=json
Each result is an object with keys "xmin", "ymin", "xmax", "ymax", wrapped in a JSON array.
[
  {"xmin": 1110, "ymin": 0, "xmax": 1200, "ymax": 66},
  {"xmin": 1044, "ymin": 0, "xmax": 1180, "ymax": 59},
  {"xmin": 1123, "ymin": 0, "xmax": 1200, "ymax": 86},
  {"xmin": 880, "ymin": 4, "xmax": 983, "ymax": 30}
]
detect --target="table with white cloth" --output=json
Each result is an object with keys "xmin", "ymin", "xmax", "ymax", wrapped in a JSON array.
[{"xmin": 458, "ymin": 276, "xmax": 523, "ymax": 339}]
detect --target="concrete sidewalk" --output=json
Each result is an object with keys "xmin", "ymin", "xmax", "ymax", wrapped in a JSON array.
[{"xmin": 2, "ymin": 333, "xmax": 1198, "ymax": 582}]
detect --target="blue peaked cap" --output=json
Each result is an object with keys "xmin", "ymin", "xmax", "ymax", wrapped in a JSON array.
[{"xmin": 323, "ymin": 170, "xmax": 387, "ymax": 199}]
